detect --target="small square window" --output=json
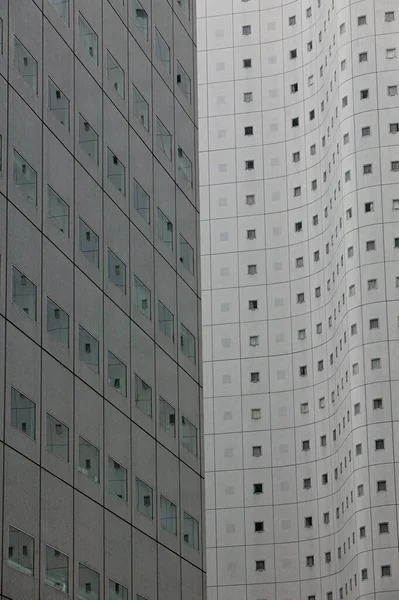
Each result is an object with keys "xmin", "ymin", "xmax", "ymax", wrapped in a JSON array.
[
  {"xmin": 78, "ymin": 13, "xmax": 98, "ymax": 64},
  {"xmin": 254, "ymin": 521, "xmax": 264, "ymax": 532},
  {"xmin": 255, "ymin": 560, "xmax": 265, "ymax": 571},
  {"xmin": 249, "ymin": 335, "xmax": 259, "ymax": 347},
  {"xmin": 78, "ymin": 436, "xmax": 100, "ymax": 483},
  {"xmin": 388, "ymin": 85, "xmax": 398, "ymax": 96},
  {"xmin": 359, "ymin": 526, "xmax": 366, "ymax": 538},
  {"xmin": 290, "ymin": 49, "xmax": 297, "ymax": 59},
  {"xmin": 298, "ymin": 329, "xmax": 306, "ymax": 340},
  {"xmin": 358, "ymin": 15, "xmax": 366, "ymax": 25},
  {"xmin": 363, "ymin": 163, "xmax": 372, "ymax": 174},
  {"xmin": 296, "ymin": 257, "xmax": 304, "ymax": 268},
  {"xmin": 370, "ymin": 318, "xmax": 379, "ymax": 329},
  {"xmin": 250, "ymin": 371, "xmax": 260, "ymax": 384},
  {"xmin": 385, "ymin": 11, "xmax": 395, "ymax": 22},
  {"xmin": 377, "ymin": 480, "xmax": 387, "ymax": 491},
  {"xmin": 12, "ymin": 266, "xmax": 37, "ymax": 320},
  {"xmin": 248, "ymin": 264, "xmax": 257, "ymax": 275},
  {"xmin": 299, "ymin": 365, "xmax": 307, "ymax": 377},
  {"xmin": 293, "ymin": 186, "xmax": 301, "ymax": 197},
  {"xmin": 371, "ymin": 357, "xmax": 381, "ymax": 369},
  {"xmin": 291, "ymin": 83, "xmax": 299, "ymax": 93},
  {"xmin": 246, "ymin": 194, "xmax": 255, "ymax": 205},
  {"xmin": 244, "ymin": 126, "xmax": 253, "ymax": 136},
  {"xmin": 252, "ymin": 445, "xmax": 262, "ymax": 457},
  {"xmin": 78, "ymin": 325, "xmax": 99, "ymax": 373},
  {"xmin": 292, "ymin": 117, "xmax": 299, "ymax": 127},
  {"xmin": 242, "ymin": 25, "xmax": 251, "ymax": 35},
  {"xmin": 243, "ymin": 58, "xmax": 252, "ymax": 68},
  {"xmin": 133, "ymin": 276, "xmax": 151, "ymax": 320},
  {"xmin": 249, "ymin": 300, "xmax": 258, "ymax": 310},
  {"xmin": 381, "ymin": 565, "xmax": 391, "ymax": 577},
  {"xmin": 379, "ymin": 522, "xmax": 389, "ymax": 534},
  {"xmin": 297, "ymin": 293, "xmax": 305, "ymax": 304},
  {"xmin": 245, "ymin": 159, "xmax": 255, "ymax": 170},
  {"xmin": 289, "ymin": 15, "xmax": 296, "ymax": 26},
  {"xmin": 243, "ymin": 92, "xmax": 253, "ymax": 103},
  {"xmin": 365, "ymin": 201, "xmax": 374, "ymax": 212},
  {"xmin": 316, "ymin": 323, "xmax": 322, "ymax": 334},
  {"xmin": 302, "ymin": 440, "xmax": 310, "ymax": 451},
  {"xmin": 108, "ymin": 457, "xmax": 128, "ymax": 501},
  {"xmin": 79, "ymin": 115, "xmax": 99, "ymax": 164},
  {"xmin": 253, "ymin": 483, "xmax": 263, "ymax": 494},
  {"xmin": 390, "ymin": 123, "xmax": 399, "ymax": 134},
  {"xmin": 360, "ymin": 88, "xmax": 369, "ymax": 100},
  {"xmin": 300, "ymin": 402, "xmax": 309, "ymax": 413},
  {"xmin": 386, "ymin": 48, "xmax": 396, "ymax": 59},
  {"xmin": 375, "ymin": 439, "xmax": 385, "ymax": 450},
  {"xmin": 359, "ymin": 52, "xmax": 368, "ymax": 62},
  {"xmin": 368, "ymin": 278, "xmax": 378, "ymax": 290},
  {"xmin": 366, "ymin": 240, "xmax": 375, "ymax": 251},
  {"xmin": 373, "ymin": 398, "xmax": 383, "ymax": 409},
  {"xmin": 395, "ymin": 237, "xmax": 399, "ymax": 248},
  {"xmin": 133, "ymin": 179, "xmax": 150, "ymax": 223},
  {"xmin": 362, "ymin": 126, "xmax": 371, "ymax": 137}
]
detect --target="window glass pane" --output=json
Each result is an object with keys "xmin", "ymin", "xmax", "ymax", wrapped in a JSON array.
[
  {"xmin": 107, "ymin": 248, "xmax": 126, "ymax": 293},
  {"xmin": 179, "ymin": 235, "xmax": 194, "ymax": 274},
  {"xmin": 108, "ymin": 457, "xmax": 128, "ymax": 501},
  {"xmin": 183, "ymin": 512, "xmax": 199, "ymax": 549},
  {"xmin": 79, "ymin": 218, "xmax": 99, "ymax": 267},
  {"xmin": 11, "ymin": 387, "xmax": 35, "ymax": 439},
  {"xmin": 0, "ymin": 18, "xmax": 3, "ymax": 55},
  {"xmin": 107, "ymin": 50, "xmax": 125, "ymax": 98},
  {"xmin": 176, "ymin": 61, "xmax": 191, "ymax": 102},
  {"xmin": 46, "ymin": 413, "xmax": 69, "ymax": 462},
  {"xmin": 13, "ymin": 149, "xmax": 37, "ymax": 204},
  {"xmin": 160, "ymin": 496, "xmax": 177, "ymax": 534},
  {"xmin": 79, "ymin": 114, "xmax": 99, "ymax": 164},
  {"xmin": 45, "ymin": 545, "xmax": 68, "ymax": 593},
  {"xmin": 180, "ymin": 323, "xmax": 196, "ymax": 363},
  {"xmin": 78, "ymin": 437, "xmax": 100, "ymax": 483},
  {"xmin": 48, "ymin": 186, "xmax": 69, "ymax": 236},
  {"xmin": 132, "ymin": 0, "xmax": 148, "ymax": 40},
  {"xmin": 78, "ymin": 13, "xmax": 98, "ymax": 63},
  {"xmin": 132, "ymin": 84, "xmax": 149, "ymax": 130},
  {"xmin": 177, "ymin": 0, "xmax": 190, "ymax": 18},
  {"xmin": 133, "ymin": 179, "xmax": 150, "ymax": 223},
  {"xmin": 181, "ymin": 416, "xmax": 197, "ymax": 455},
  {"xmin": 14, "ymin": 36, "xmax": 38, "ymax": 93},
  {"xmin": 47, "ymin": 298, "xmax": 69, "ymax": 347},
  {"xmin": 107, "ymin": 148, "xmax": 125, "ymax": 195},
  {"xmin": 156, "ymin": 117, "xmax": 172, "ymax": 160},
  {"xmin": 159, "ymin": 397, "xmax": 176, "ymax": 437},
  {"xmin": 0, "ymin": 133, "xmax": 2, "ymax": 172},
  {"xmin": 12, "ymin": 266, "xmax": 37, "ymax": 320},
  {"xmin": 155, "ymin": 29, "xmax": 171, "ymax": 72},
  {"xmin": 108, "ymin": 351, "xmax": 127, "ymax": 396},
  {"xmin": 135, "ymin": 374, "xmax": 152, "ymax": 417},
  {"xmin": 177, "ymin": 147, "xmax": 193, "ymax": 187},
  {"xmin": 133, "ymin": 276, "xmax": 151, "ymax": 319},
  {"xmin": 157, "ymin": 208, "xmax": 173, "ymax": 250},
  {"xmin": 48, "ymin": 78, "xmax": 70, "ymax": 129},
  {"xmin": 109, "ymin": 579, "xmax": 128, "ymax": 600},
  {"xmin": 136, "ymin": 478, "xmax": 153, "ymax": 519},
  {"xmin": 48, "ymin": 0, "xmax": 69, "ymax": 24},
  {"xmin": 79, "ymin": 563, "xmax": 100, "ymax": 600},
  {"xmin": 8, "ymin": 526, "xmax": 34, "ymax": 576},
  {"xmin": 78, "ymin": 325, "xmax": 99, "ymax": 373},
  {"xmin": 158, "ymin": 301, "xmax": 174, "ymax": 340}
]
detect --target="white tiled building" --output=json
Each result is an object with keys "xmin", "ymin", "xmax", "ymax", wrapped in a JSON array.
[{"xmin": 198, "ymin": 0, "xmax": 399, "ymax": 599}]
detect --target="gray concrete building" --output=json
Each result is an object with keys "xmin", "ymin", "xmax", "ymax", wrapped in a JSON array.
[
  {"xmin": 0, "ymin": 0, "xmax": 204, "ymax": 599},
  {"xmin": 198, "ymin": 0, "xmax": 399, "ymax": 599}
]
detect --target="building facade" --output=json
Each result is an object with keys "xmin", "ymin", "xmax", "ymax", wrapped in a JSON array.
[
  {"xmin": 199, "ymin": 0, "xmax": 399, "ymax": 599},
  {"xmin": 0, "ymin": 0, "xmax": 204, "ymax": 599}
]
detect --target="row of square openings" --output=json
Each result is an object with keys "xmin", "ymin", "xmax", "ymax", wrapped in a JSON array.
[{"xmin": 10, "ymin": 384, "xmax": 198, "ymax": 456}]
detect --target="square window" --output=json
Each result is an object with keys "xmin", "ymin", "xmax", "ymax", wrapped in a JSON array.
[
  {"xmin": 249, "ymin": 335, "xmax": 259, "ymax": 346},
  {"xmin": 243, "ymin": 58, "xmax": 252, "ymax": 68},
  {"xmin": 180, "ymin": 323, "xmax": 196, "ymax": 364},
  {"xmin": 377, "ymin": 480, "xmax": 387, "ymax": 491},
  {"xmin": 79, "ymin": 218, "xmax": 99, "ymax": 267},
  {"xmin": 299, "ymin": 365, "xmax": 307, "ymax": 376},
  {"xmin": 160, "ymin": 496, "xmax": 177, "ymax": 534},
  {"xmin": 254, "ymin": 521, "xmax": 264, "ymax": 532},
  {"xmin": 363, "ymin": 163, "xmax": 372, "ymax": 174},
  {"xmin": 46, "ymin": 413, "xmax": 69, "ymax": 462},
  {"xmin": 302, "ymin": 440, "xmax": 310, "ymax": 451},
  {"xmin": 303, "ymin": 478, "xmax": 311, "ymax": 489},
  {"xmin": 79, "ymin": 115, "xmax": 99, "ymax": 164},
  {"xmin": 108, "ymin": 457, "xmax": 127, "ymax": 501},
  {"xmin": 177, "ymin": 146, "xmax": 193, "ymax": 186},
  {"xmin": 176, "ymin": 61, "xmax": 191, "ymax": 103},
  {"xmin": 78, "ymin": 13, "xmax": 98, "ymax": 63},
  {"xmin": 248, "ymin": 264, "xmax": 257, "ymax": 275},
  {"xmin": 78, "ymin": 325, "xmax": 99, "ymax": 373},
  {"xmin": 371, "ymin": 357, "xmax": 381, "ymax": 369},
  {"xmin": 246, "ymin": 194, "xmax": 255, "ymax": 205},
  {"xmin": 109, "ymin": 580, "xmax": 128, "ymax": 600},
  {"xmin": 370, "ymin": 318, "xmax": 379, "ymax": 329},
  {"xmin": 375, "ymin": 439, "xmax": 385, "ymax": 450},
  {"xmin": 390, "ymin": 123, "xmax": 399, "ymax": 134},
  {"xmin": 292, "ymin": 117, "xmax": 299, "ymax": 127},
  {"xmin": 251, "ymin": 408, "xmax": 261, "ymax": 419},
  {"xmin": 158, "ymin": 301, "xmax": 174, "ymax": 341},
  {"xmin": 255, "ymin": 560, "xmax": 265, "ymax": 571},
  {"xmin": 13, "ymin": 149, "xmax": 37, "ymax": 204},
  {"xmin": 48, "ymin": 186, "xmax": 69, "ymax": 236},
  {"xmin": 11, "ymin": 387, "xmax": 35, "ymax": 439},
  {"xmin": 156, "ymin": 117, "xmax": 172, "ymax": 160},
  {"xmin": 388, "ymin": 85, "xmax": 398, "ymax": 96},
  {"xmin": 244, "ymin": 92, "xmax": 253, "ymax": 102},
  {"xmin": 366, "ymin": 240, "xmax": 375, "ymax": 251},
  {"xmin": 8, "ymin": 526, "xmax": 34, "ymax": 575},
  {"xmin": 289, "ymin": 16, "xmax": 296, "ymax": 26},
  {"xmin": 47, "ymin": 298, "xmax": 69, "ymax": 347},
  {"xmin": 108, "ymin": 351, "xmax": 127, "ymax": 396},
  {"xmin": 249, "ymin": 300, "xmax": 258, "ymax": 310},
  {"xmin": 48, "ymin": 77, "xmax": 69, "ymax": 129},
  {"xmin": 244, "ymin": 126, "xmax": 254, "ymax": 136},
  {"xmin": 46, "ymin": 545, "xmax": 68, "ymax": 593},
  {"xmin": 386, "ymin": 48, "xmax": 396, "ymax": 59},
  {"xmin": 78, "ymin": 437, "xmax": 100, "ymax": 483},
  {"xmin": 245, "ymin": 159, "xmax": 254, "ymax": 170},
  {"xmin": 132, "ymin": 85, "xmax": 149, "ymax": 130},
  {"xmin": 106, "ymin": 50, "xmax": 125, "ymax": 98},
  {"xmin": 79, "ymin": 564, "xmax": 100, "ymax": 600},
  {"xmin": 133, "ymin": 276, "xmax": 151, "ymax": 320},
  {"xmin": 382, "ymin": 565, "xmax": 391, "ymax": 577},
  {"xmin": 359, "ymin": 52, "xmax": 368, "ymax": 62},
  {"xmin": 293, "ymin": 186, "xmax": 301, "ymax": 197},
  {"xmin": 298, "ymin": 329, "xmax": 306, "ymax": 340},
  {"xmin": 155, "ymin": 28, "xmax": 171, "ymax": 72},
  {"xmin": 291, "ymin": 83, "xmax": 299, "ymax": 93},
  {"xmin": 14, "ymin": 36, "xmax": 38, "ymax": 93},
  {"xmin": 253, "ymin": 483, "xmax": 263, "ymax": 494},
  {"xmin": 133, "ymin": 0, "xmax": 148, "ymax": 40},
  {"xmin": 133, "ymin": 179, "xmax": 150, "ymax": 223},
  {"xmin": 159, "ymin": 397, "xmax": 176, "ymax": 436},
  {"xmin": 379, "ymin": 522, "xmax": 389, "ymax": 534},
  {"xmin": 365, "ymin": 201, "xmax": 374, "ymax": 212},
  {"xmin": 136, "ymin": 478, "xmax": 153, "ymax": 519},
  {"xmin": 290, "ymin": 49, "xmax": 297, "ymax": 59},
  {"xmin": 252, "ymin": 445, "xmax": 262, "ymax": 457},
  {"xmin": 250, "ymin": 372, "xmax": 260, "ymax": 383},
  {"xmin": 297, "ymin": 292, "xmax": 305, "ymax": 303},
  {"xmin": 385, "ymin": 11, "xmax": 395, "ymax": 22},
  {"xmin": 368, "ymin": 278, "xmax": 377, "ymax": 290},
  {"xmin": 362, "ymin": 126, "xmax": 371, "ymax": 137},
  {"xmin": 157, "ymin": 208, "xmax": 173, "ymax": 250},
  {"xmin": 135, "ymin": 374, "xmax": 152, "ymax": 417},
  {"xmin": 242, "ymin": 24, "xmax": 251, "ymax": 35},
  {"xmin": 12, "ymin": 266, "xmax": 37, "ymax": 320},
  {"xmin": 358, "ymin": 15, "xmax": 366, "ymax": 25}
]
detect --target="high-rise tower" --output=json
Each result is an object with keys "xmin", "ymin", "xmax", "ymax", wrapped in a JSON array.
[
  {"xmin": 199, "ymin": 0, "xmax": 399, "ymax": 599},
  {"xmin": 0, "ymin": 0, "xmax": 204, "ymax": 598}
]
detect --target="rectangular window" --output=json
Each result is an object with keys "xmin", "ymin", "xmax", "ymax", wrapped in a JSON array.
[
  {"xmin": 132, "ymin": 84, "xmax": 149, "ymax": 130},
  {"xmin": 45, "ymin": 545, "xmax": 68, "ymax": 593},
  {"xmin": 366, "ymin": 240, "xmax": 376, "ymax": 251},
  {"xmin": 368, "ymin": 278, "xmax": 377, "ymax": 290},
  {"xmin": 8, "ymin": 526, "xmax": 34, "ymax": 575},
  {"xmin": 108, "ymin": 457, "xmax": 127, "ymax": 501},
  {"xmin": 106, "ymin": 50, "xmax": 124, "ymax": 98},
  {"xmin": 359, "ymin": 52, "xmax": 368, "ymax": 62},
  {"xmin": 243, "ymin": 58, "xmax": 252, "ymax": 68},
  {"xmin": 158, "ymin": 301, "xmax": 174, "ymax": 341},
  {"xmin": 157, "ymin": 208, "xmax": 173, "ymax": 250},
  {"xmin": 155, "ymin": 29, "xmax": 171, "ymax": 72},
  {"xmin": 183, "ymin": 512, "xmax": 199, "ymax": 549},
  {"xmin": 11, "ymin": 387, "xmax": 36, "ymax": 439},
  {"xmin": 381, "ymin": 566, "xmax": 391, "ymax": 577},
  {"xmin": 156, "ymin": 117, "xmax": 172, "ymax": 160},
  {"xmin": 177, "ymin": 146, "xmax": 193, "ymax": 186},
  {"xmin": 107, "ymin": 149, "xmax": 125, "ymax": 195},
  {"xmin": 108, "ymin": 351, "xmax": 127, "ymax": 396},
  {"xmin": 48, "ymin": 0, "xmax": 69, "ymax": 24},
  {"xmin": 13, "ymin": 149, "xmax": 37, "ymax": 204},
  {"xmin": 133, "ymin": 179, "xmax": 150, "ymax": 223},
  {"xmin": 48, "ymin": 78, "xmax": 70, "ymax": 129},
  {"xmin": 12, "ymin": 266, "xmax": 37, "ymax": 320},
  {"xmin": 377, "ymin": 480, "xmax": 387, "ymax": 491},
  {"xmin": 79, "ymin": 564, "xmax": 100, "ymax": 600},
  {"xmin": 245, "ymin": 126, "xmax": 254, "ymax": 136},
  {"xmin": 135, "ymin": 374, "xmax": 152, "ymax": 417},
  {"xmin": 48, "ymin": 186, "xmax": 69, "ymax": 236},
  {"xmin": 79, "ymin": 115, "xmax": 99, "ymax": 164},
  {"xmin": 132, "ymin": 0, "xmax": 148, "ymax": 40},
  {"xmin": 180, "ymin": 323, "xmax": 196, "ymax": 364},
  {"xmin": 179, "ymin": 235, "xmax": 194, "ymax": 274},
  {"xmin": 362, "ymin": 126, "xmax": 371, "ymax": 137},
  {"xmin": 14, "ymin": 36, "xmax": 38, "ymax": 93},
  {"xmin": 78, "ymin": 437, "xmax": 100, "ymax": 483},
  {"xmin": 46, "ymin": 413, "xmax": 69, "ymax": 462},
  {"xmin": 160, "ymin": 496, "xmax": 177, "ymax": 534},
  {"xmin": 385, "ymin": 11, "xmax": 395, "ymax": 22},
  {"xmin": 242, "ymin": 25, "xmax": 251, "ymax": 35},
  {"xmin": 107, "ymin": 248, "xmax": 126, "ymax": 294},
  {"xmin": 78, "ymin": 325, "xmax": 99, "ymax": 373},
  {"xmin": 363, "ymin": 163, "xmax": 372, "ymax": 174},
  {"xmin": 157, "ymin": 396, "xmax": 177, "ymax": 443},
  {"xmin": 47, "ymin": 298, "xmax": 69, "ymax": 347},
  {"xmin": 253, "ymin": 483, "xmax": 263, "ymax": 494},
  {"xmin": 109, "ymin": 580, "xmax": 128, "ymax": 600},
  {"xmin": 176, "ymin": 61, "xmax": 191, "ymax": 103},
  {"xmin": 181, "ymin": 416, "xmax": 197, "ymax": 455},
  {"xmin": 371, "ymin": 358, "xmax": 381, "ymax": 369},
  {"xmin": 79, "ymin": 218, "xmax": 99, "ymax": 267},
  {"xmin": 78, "ymin": 13, "xmax": 98, "ymax": 63},
  {"xmin": 390, "ymin": 123, "xmax": 399, "ymax": 133},
  {"xmin": 136, "ymin": 478, "xmax": 153, "ymax": 519},
  {"xmin": 133, "ymin": 276, "xmax": 151, "ymax": 320},
  {"xmin": 392, "ymin": 161, "xmax": 399, "ymax": 171}
]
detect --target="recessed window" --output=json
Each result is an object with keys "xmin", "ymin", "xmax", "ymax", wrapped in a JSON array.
[
  {"xmin": 306, "ymin": 7, "xmax": 312, "ymax": 17},
  {"xmin": 363, "ymin": 163, "xmax": 372, "ymax": 175},
  {"xmin": 289, "ymin": 15, "xmax": 296, "ymax": 25},
  {"xmin": 106, "ymin": 50, "xmax": 125, "ymax": 98},
  {"xmin": 361, "ymin": 569, "xmax": 368, "ymax": 581},
  {"xmin": 78, "ymin": 115, "xmax": 99, "ymax": 164},
  {"xmin": 47, "ymin": 298, "xmax": 69, "ymax": 347},
  {"xmin": 254, "ymin": 521, "xmax": 264, "ymax": 532},
  {"xmin": 14, "ymin": 36, "xmax": 38, "ymax": 93},
  {"xmin": 242, "ymin": 25, "xmax": 251, "ymax": 35},
  {"xmin": 133, "ymin": 179, "xmax": 150, "ymax": 223},
  {"xmin": 134, "ymin": 374, "xmax": 152, "ymax": 417},
  {"xmin": 78, "ymin": 325, "xmax": 99, "ymax": 373},
  {"xmin": 156, "ymin": 117, "xmax": 172, "ymax": 160},
  {"xmin": 249, "ymin": 300, "xmax": 258, "ymax": 310},
  {"xmin": 155, "ymin": 28, "xmax": 171, "ymax": 72},
  {"xmin": 133, "ymin": 276, "xmax": 151, "ymax": 320},
  {"xmin": 307, "ymin": 41, "xmax": 313, "ymax": 52},
  {"xmin": 109, "ymin": 580, "xmax": 128, "ymax": 600},
  {"xmin": 370, "ymin": 318, "xmax": 379, "ymax": 329},
  {"xmin": 108, "ymin": 457, "xmax": 127, "ymax": 501},
  {"xmin": 79, "ymin": 564, "xmax": 100, "ymax": 600},
  {"xmin": 316, "ymin": 323, "xmax": 322, "ymax": 334},
  {"xmin": 368, "ymin": 278, "xmax": 378, "ymax": 290},
  {"xmin": 341, "ymin": 59, "xmax": 346, "ymax": 70},
  {"xmin": 107, "ymin": 149, "xmax": 125, "ymax": 195},
  {"xmin": 108, "ymin": 351, "xmax": 127, "ymax": 396},
  {"xmin": 313, "ymin": 214, "xmax": 318, "ymax": 226},
  {"xmin": 183, "ymin": 512, "xmax": 199, "ymax": 549},
  {"xmin": 244, "ymin": 126, "xmax": 253, "ymax": 136},
  {"xmin": 11, "ymin": 387, "xmax": 35, "ymax": 439},
  {"xmin": 46, "ymin": 413, "xmax": 69, "ymax": 462},
  {"xmin": 311, "ymin": 179, "xmax": 317, "ymax": 190},
  {"xmin": 248, "ymin": 264, "xmax": 257, "ymax": 275},
  {"xmin": 132, "ymin": 85, "xmax": 149, "ymax": 131},
  {"xmin": 181, "ymin": 416, "xmax": 197, "ymax": 456},
  {"xmin": 12, "ymin": 266, "xmax": 37, "ymax": 320},
  {"xmin": 176, "ymin": 61, "xmax": 191, "ymax": 103},
  {"xmin": 243, "ymin": 58, "xmax": 252, "ymax": 68},
  {"xmin": 250, "ymin": 372, "xmax": 260, "ymax": 383},
  {"xmin": 159, "ymin": 397, "xmax": 176, "ymax": 436},
  {"xmin": 359, "ymin": 526, "xmax": 366, "ymax": 538},
  {"xmin": 371, "ymin": 357, "xmax": 381, "ymax": 369},
  {"xmin": 255, "ymin": 560, "xmax": 265, "ymax": 571},
  {"xmin": 354, "ymin": 403, "xmax": 361, "ymax": 415},
  {"xmin": 293, "ymin": 151, "xmax": 300, "ymax": 162},
  {"xmin": 78, "ymin": 13, "xmax": 98, "ymax": 63},
  {"xmin": 385, "ymin": 11, "xmax": 395, "ymax": 22},
  {"xmin": 303, "ymin": 478, "xmax": 311, "ymax": 489},
  {"xmin": 295, "ymin": 221, "xmax": 302, "ymax": 232},
  {"xmin": 382, "ymin": 565, "xmax": 391, "ymax": 577},
  {"xmin": 245, "ymin": 160, "xmax": 254, "ymax": 170},
  {"xmin": 8, "ymin": 526, "xmax": 34, "ymax": 576},
  {"xmin": 45, "ymin": 545, "xmax": 69, "ymax": 593},
  {"xmin": 342, "ymin": 95, "xmax": 348, "ymax": 107},
  {"xmin": 252, "ymin": 445, "xmax": 262, "ymax": 457},
  {"xmin": 359, "ymin": 52, "xmax": 368, "ymax": 62},
  {"xmin": 323, "ymin": 512, "xmax": 329, "ymax": 524},
  {"xmin": 390, "ymin": 122, "xmax": 399, "ymax": 134},
  {"xmin": 136, "ymin": 478, "xmax": 153, "ymax": 519},
  {"xmin": 300, "ymin": 402, "xmax": 309, "ymax": 413},
  {"xmin": 291, "ymin": 83, "xmax": 299, "ymax": 93},
  {"xmin": 158, "ymin": 301, "xmax": 174, "ymax": 341},
  {"xmin": 78, "ymin": 436, "xmax": 100, "ymax": 483},
  {"xmin": 107, "ymin": 248, "xmax": 126, "ymax": 293},
  {"xmin": 290, "ymin": 49, "xmax": 297, "ymax": 59},
  {"xmin": 177, "ymin": 146, "xmax": 193, "ymax": 186},
  {"xmin": 365, "ymin": 201, "xmax": 374, "ymax": 212},
  {"xmin": 302, "ymin": 440, "xmax": 310, "ymax": 451},
  {"xmin": 375, "ymin": 439, "xmax": 385, "ymax": 450},
  {"xmin": 306, "ymin": 556, "xmax": 314, "ymax": 567},
  {"xmin": 251, "ymin": 408, "xmax": 261, "ymax": 419},
  {"xmin": 373, "ymin": 398, "xmax": 383, "ymax": 409},
  {"xmin": 79, "ymin": 218, "xmax": 99, "ymax": 268},
  {"xmin": 180, "ymin": 323, "xmax": 196, "ymax": 364},
  {"xmin": 379, "ymin": 522, "xmax": 389, "ymax": 534},
  {"xmin": 360, "ymin": 88, "xmax": 369, "ymax": 100},
  {"xmin": 358, "ymin": 15, "xmax": 366, "ymax": 25},
  {"xmin": 292, "ymin": 117, "xmax": 299, "ymax": 127},
  {"xmin": 315, "ymin": 286, "xmax": 321, "ymax": 297},
  {"xmin": 160, "ymin": 496, "xmax": 177, "ymax": 534},
  {"xmin": 298, "ymin": 329, "xmax": 306, "ymax": 340},
  {"xmin": 386, "ymin": 48, "xmax": 396, "ymax": 59},
  {"xmin": 366, "ymin": 240, "xmax": 375, "ymax": 251},
  {"xmin": 157, "ymin": 208, "xmax": 173, "ymax": 250},
  {"xmin": 246, "ymin": 194, "xmax": 255, "ymax": 205},
  {"xmin": 297, "ymin": 292, "xmax": 305, "ymax": 303},
  {"xmin": 362, "ymin": 126, "xmax": 371, "ymax": 137},
  {"xmin": 133, "ymin": 0, "xmax": 148, "ymax": 40},
  {"xmin": 48, "ymin": 186, "xmax": 69, "ymax": 236},
  {"xmin": 299, "ymin": 365, "xmax": 307, "ymax": 377},
  {"xmin": 247, "ymin": 229, "xmax": 256, "ymax": 240},
  {"xmin": 13, "ymin": 149, "xmax": 37, "ymax": 204},
  {"xmin": 308, "ymin": 75, "xmax": 314, "ymax": 86},
  {"xmin": 48, "ymin": 77, "xmax": 70, "ymax": 128},
  {"xmin": 243, "ymin": 92, "xmax": 253, "ymax": 103},
  {"xmin": 253, "ymin": 483, "xmax": 263, "ymax": 494},
  {"xmin": 293, "ymin": 186, "xmax": 301, "ymax": 197},
  {"xmin": 249, "ymin": 335, "xmax": 259, "ymax": 346},
  {"xmin": 388, "ymin": 85, "xmax": 398, "ymax": 96},
  {"xmin": 377, "ymin": 480, "xmax": 387, "ymax": 491}
]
